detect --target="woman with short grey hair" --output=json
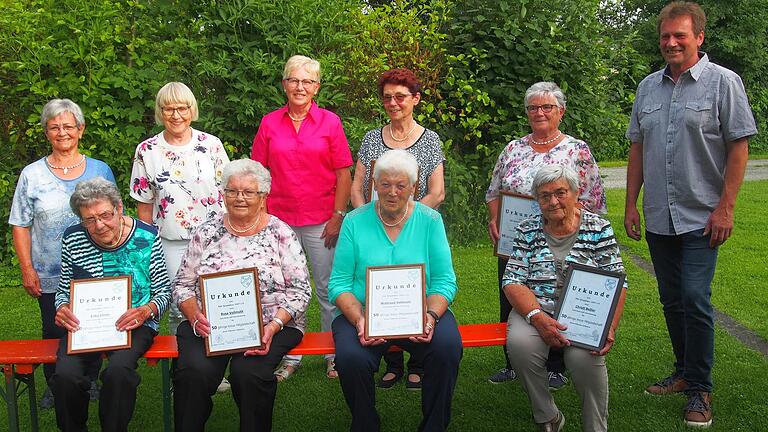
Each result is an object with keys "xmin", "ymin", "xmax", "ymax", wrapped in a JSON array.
[
  {"xmin": 52, "ymin": 176, "xmax": 171, "ymax": 431},
  {"xmin": 373, "ymin": 148, "xmax": 419, "ymax": 185},
  {"xmin": 9, "ymin": 98, "xmax": 115, "ymax": 408},
  {"xmin": 221, "ymin": 158, "xmax": 272, "ymax": 194},
  {"xmin": 485, "ymin": 81, "xmax": 606, "ymax": 386}
]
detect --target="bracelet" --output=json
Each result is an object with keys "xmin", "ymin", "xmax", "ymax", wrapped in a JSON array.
[
  {"xmin": 192, "ymin": 319, "xmax": 200, "ymax": 337},
  {"xmin": 524, "ymin": 308, "xmax": 542, "ymax": 325},
  {"xmin": 426, "ymin": 310, "xmax": 440, "ymax": 324},
  {"xmin": 272, "ymin": 317, "xmax": 285, "ymax": 331},
  {"xmin": 334, "ymin": 210, "xmax": 346, "ymax": 217},
  {"xmin": 144, "ymin": 304, "xmax": 155, "ymax": 320}
]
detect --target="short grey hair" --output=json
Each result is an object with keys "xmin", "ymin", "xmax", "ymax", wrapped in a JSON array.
[
  {"xmin": 70, "ymin": 177, "xmax": 122, "ymax": 218},
  {"xmin": 524, "ymin": 81, "xmax": 567, "ymax": 110},
  {"xmin": 41, "ymin": 99, "xmax": 85, "ymax": 129},
  {"xmin": 373, "ymin": 150, "xmax": 418, "ymax": 185},
  {"xmin": 154, "ymin": 82, "xmax": 200, "ymax": 125},
  {"xmin": 282, "ymin": 55, "xmax": 321, "ymax": 82},
  {"xmin": 531, "ymin": 165, "xmax": 579, "ymax": 197},
  {"xmin": 221, "ymin": 159, "xmax": 271, "ymax": 194}
]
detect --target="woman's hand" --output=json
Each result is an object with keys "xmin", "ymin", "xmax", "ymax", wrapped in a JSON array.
[
  {"xmin": 244, "ymin": 321, "xmax": 280, "ymax": 356},
  {"xmin": 115, "ymin": 306, "xmax": 151, "ymax": 332},
  {"xmin": 488, "ymin": 220, "xmax": 500, "ymax": 245},
  {"xmin": 354, "ymin": 317, "xmax": 386, "ymax": 346},
  {"xmin": 55, "ymin": 304, "xmax": 80, "ymax": 332},
  {"xmin": 321, "ymin": 213, "xmax": 343, "ymax": 248},
  {"xmin": 530, "ymin": 313, "xmax": 570, "ymax": 348},
  {"xmin": 191, "ymin": 311, "xmax": 211, "ymax": 338},
  {"xmin": 591, "ymin": 327, "xmax": 616, "ymax": 356},
  {"xmin": 20, "ymin": 266, "xmax": 42, "ymax": 298},
  {"xmin": 409, "ymin": 313, "xmax": 437, "ymax": 344}
]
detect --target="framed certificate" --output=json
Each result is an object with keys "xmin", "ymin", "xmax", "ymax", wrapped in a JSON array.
[
  {"xmin": 199, "ymin": 268, "xmax": 264, "ymax": 356},
  {"xmin": 553, "ymin": 263, "xmax": 626, "ymax": 351},
  {"xmin": 365, "ymin": 264, "xmax": 426, "ymax": 339},
  {"xmin": 367, "ymin": 159, "xmax": 420, "ymax": 203},
  {"xmin": 495, "ymin": 191, "xmax": 539, "ymax": 258},
  {"xmin": 68, "ymin": 276, "xmax": 132, "ymax": 354}
]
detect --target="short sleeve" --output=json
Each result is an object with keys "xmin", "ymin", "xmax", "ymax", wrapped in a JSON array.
[
  {"xmin": 8, "ymin": 171, "xmax": 32, "ymax": 227},
  {"xmin": 130, "ymin": 142, "xmax": 156, "ymax": 203},
  {"xmin": 328, "ymin": 115, "xmax": 352, "ymax": 170},
  {"xmin": 251, "ymin": 120, "xmax": 270, "ymax": 168}
]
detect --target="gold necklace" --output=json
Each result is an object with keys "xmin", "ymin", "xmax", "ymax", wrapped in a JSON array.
[
  {"xmin": 288, "ymin": 112, "xmax": 307, "ymax": 122},
  {"xmin": 529, "ymin": 131, "xmax": 562, "ymax": 146},
  {"xmin": 377, "ymin": 201, "xmax": 410, "ymax": 227},
  {"xmin": 388, "ymin": 122, "xmax": 417, "ymax": 142},
  {"xmin": 227, "ymin": 213, "xmax": 262, "ymax": 234},
  {"xmin": 106, "ymin": 216, "xmax": 125, "ymax": 248},
  {"xmin": 46, "ymin": 155, "xmax": 85, "ymax": 174}
]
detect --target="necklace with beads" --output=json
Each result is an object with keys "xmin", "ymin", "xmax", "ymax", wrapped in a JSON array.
[
  {"xmin": 529, "ymin": 131, "xmax": 562, "ymax": 146},
  {"xmin": 46, "ymin": 155, "xmax": 85, "ymax": 175},
  {"xmin": 377, "ymin": 201, "xmax": 410, "ymax": 227},
  {"xmin": 388, "ymin": 122, "xmax": 417, "ymax": 142},
  {"xmin": 288, "ymin": 112, "xmax": 307, "ymax": 122},
  {"xmin": 227, "ymin": 213, "xmax": 263, "ymax": 234},
  {"xmin": 106, "ymin": 216, "xmax": 125, "ymax": 248}
]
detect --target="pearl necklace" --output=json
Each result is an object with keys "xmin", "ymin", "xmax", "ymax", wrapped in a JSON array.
[
  {"xmin": 529, "ymin": 131, "xmax": 562, "ymax": 146},
  {"xmin": 288, "ymin": 112, "xmax": 307, "ymax": 122},
  {"xmin": 46, "ymin": 155, "xmax": 85, "ymax": 175},
  {"xmin": 388, "ymin": 122, "xmax": 417, "ymax": 142},
  {"xmin": 106, "ymin": 216, "xmax": 125, "ymax": 248},
  {"xmin": 227, "ymin": 213, "xmax": 263, "ymax": 234},
  {"xmin": 377, "ymin": 201, "xmax": 410, "ymax": 227}
]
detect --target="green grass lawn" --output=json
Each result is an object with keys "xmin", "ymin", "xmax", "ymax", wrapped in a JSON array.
[{"xmin": 2, "ymin": 182, "xmax": 767, "ymax": 431}]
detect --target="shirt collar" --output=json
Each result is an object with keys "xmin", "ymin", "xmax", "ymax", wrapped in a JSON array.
[
  {"xmin": 281, "ymin": 101, "xmax": 319, "ymax": 121},
  {"xmin": 661, "ymin": 51, "xmax": 709, "ymax": 83}
]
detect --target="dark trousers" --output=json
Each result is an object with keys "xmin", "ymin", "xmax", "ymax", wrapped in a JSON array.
[
  {"xmin": 382, "ymin": 351, "xmax": 424, "ymax": 376},
  {"xmin": 646, "ymin": 229, "xmax": 717, "ymax": 392},
  {"xmin": 498, "ymin": 258, "xmax": 564, "ymax": 373},
  {"xmin": 173, "ymin": 320, "xmax": 302, "ymax": 432},
  {"xmin": 333, "ymin": 311, "xmax": 463, "ymax": 432},
  {"xmin": 50, "ymin": 325, "xmax": 155, "ymax": 432}
]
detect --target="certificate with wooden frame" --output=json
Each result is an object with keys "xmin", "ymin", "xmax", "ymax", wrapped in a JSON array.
[
  {"xmin": 553, "ymin": 263, "xmax": 625, "ymax": 351},
  {"xmin": 495, "ymin": 191, "xmax": 539, "ymax": 258},
  {"xmin": 68, "ymin": 275, "xmax": 132, "ymax": 354},
  {"xmin": 367, "ymin": 159, "xmax": 420, "ymax": 203},
  {"xmin": 365, "ymin": 264, "xmax": 426, "ymax": 339},
  {"xmin": 199, "ymin": 268, "xmax": 264, "ymax": 356}
]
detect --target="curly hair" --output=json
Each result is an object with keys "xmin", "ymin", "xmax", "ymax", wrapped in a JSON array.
[{"xmin": 377, "ymin": 68, "xmax": 422, "ymax": 97}]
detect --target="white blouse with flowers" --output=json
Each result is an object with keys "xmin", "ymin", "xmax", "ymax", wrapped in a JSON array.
[{"xmin": 130, "ymin": 128, "xmax": 230, "ymax": 240}]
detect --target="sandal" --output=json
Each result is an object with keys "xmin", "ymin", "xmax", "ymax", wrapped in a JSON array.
[
  {"xmin": 405, "ymin": 373, "xmax": 422, "ymax": 391},
  {"xmin": 326, "ymin": 359, "xmax": 339, "ymax": 379},
  {"xmin": 274, "ymin": 362, "xmax": 300, "ymax": 382},
  {"xmin": 377, "ymin": 370, "xmax": 403, "ymax": 389}
]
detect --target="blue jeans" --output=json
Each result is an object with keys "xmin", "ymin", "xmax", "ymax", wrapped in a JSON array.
[{"xmin": 646, "ymin": 229, "xmax": 717, "ymax": 392}]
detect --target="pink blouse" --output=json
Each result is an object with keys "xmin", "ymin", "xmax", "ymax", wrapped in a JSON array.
[{"xmin": 251, "ymin": 102, "xmax": 352, "ymax": 226}]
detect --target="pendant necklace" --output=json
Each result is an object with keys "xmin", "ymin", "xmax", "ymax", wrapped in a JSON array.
[{"xmin": 46, "ymin": 155, "xmax": 85, "ymax": 175}]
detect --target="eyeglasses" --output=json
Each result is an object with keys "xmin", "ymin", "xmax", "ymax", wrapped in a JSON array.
[
  {"xmin": 81, "ymin": 208, "xmax": 117, "ymax": 227},
  {"xmin": 162, "ymin": 105, "xmax": 191, "ymax": 117},
  {"xmin": 47, "ymin": 124, "xmax": 79, "ymax": 134},
  {"xmin": 537, "ymin": 188, "xmax": 570, "ymax": 202},
  {"xmin": 382, "ymin": 93, "xmax": 412, "ymax": 104},
  {"xmin": 284, "ymin": 78, "xmax": 318, "ymax": 88},
  {"xmin": 526, "ymin": 104, "xmax": 558, "ymax": 114},
  {"xmin": 224, "ymin": 188, "xmax": 263, "ymax": 199}
]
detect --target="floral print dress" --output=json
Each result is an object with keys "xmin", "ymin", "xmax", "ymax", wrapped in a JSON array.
[{"xmin": 130, "ymin": 128, "xmax": 230, "ymax": 240}]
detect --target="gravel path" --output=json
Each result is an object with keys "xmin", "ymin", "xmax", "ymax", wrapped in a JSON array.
[{"xmin": 600, "ymin": 159, "xmax": 768, "ymax": 189}]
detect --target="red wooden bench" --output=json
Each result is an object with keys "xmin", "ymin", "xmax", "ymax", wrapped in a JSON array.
[{"xmin": 0, "ymin": 322, "xmax": 506, "ymax": 432}]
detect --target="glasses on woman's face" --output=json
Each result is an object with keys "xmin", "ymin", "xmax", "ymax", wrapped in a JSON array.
[
  {"xmin": 284, "ymin": 78, "xmax": 318, "ymax": 88},
  {"xmin": 537, "ymin": 188, "xmax": 570, "ymax": 203},
  {"xmin": 81, "ymin": 208, "xmax": 117, "ymax": 227},
  {"xmin": 526, "ymin": 104, "xmax": 558, "ymax": 114},
  {"xmin": 46, "ymin": 124, "xmax": 79, "ymax": 134},
  {"xmin": 224, "ymin": 188, "xmax": 262, "ymax": 200},
  {"xmin": 382, "ymin": 93, "xmax": 412, "ymax": 104},
  {"xmin": 162, "ymin": 105, "xmax": 191, "ymax": 117}
]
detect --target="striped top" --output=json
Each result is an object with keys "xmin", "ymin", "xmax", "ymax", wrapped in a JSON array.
[
  {"xmin": 55, "ymin": 218, "xmax": 171, "ymax": 332},
  {"xmin": 502, "ymin": 211, "xmax": 626, "ymax": 314}
]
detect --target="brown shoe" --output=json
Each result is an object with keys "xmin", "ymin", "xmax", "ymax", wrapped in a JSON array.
[
  {"xmin": 539, "ymin": 410, "xmax": 565, "ymax": 432},
  {"xmin": 684, "ymin": 391, "xmax": 712, "ymax": 428},
  {"xmin": 645, "ymin": 374, "xmax": 688, "ymax": 395}
]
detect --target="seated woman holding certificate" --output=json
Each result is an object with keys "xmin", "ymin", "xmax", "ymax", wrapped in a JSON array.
[
  {"xmin": 329, "ymin": 150, "xmax": 462, "ymax": 432},
  {"xmin": 171, "ymin": 159, "xmax": 312, "ymax": 431},
  {"xmin": 502, "ymin": 165, "xmax": 627, "ymax": 432},
  {"xmin": 52, "ymin": 177, "xmax": 171, "ymax": 432}
]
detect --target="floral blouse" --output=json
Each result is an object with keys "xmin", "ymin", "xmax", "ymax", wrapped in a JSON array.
[
  {"xmin": 130, "ymin": 128, "xmax": 230, "ymax": 240},
  {"xmin": 171, "ymin": 214, "xmax": 312, "ymax": 333},
  {"xmin": 485, "ymin": 134, "xmax": 607, "ymax": 214}
]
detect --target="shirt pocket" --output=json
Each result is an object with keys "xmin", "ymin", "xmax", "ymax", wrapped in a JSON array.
[
  {"xmin": 638, "ymin": 103, "xmax": 663, "ymax": 135},
  {"xmin": 684, "ymin": 100, "xmax": 717, "ymax": 133}
]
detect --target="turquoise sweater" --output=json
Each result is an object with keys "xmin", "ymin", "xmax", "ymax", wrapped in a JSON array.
[{"xmin": 328, "ymin": 202, "xmax": 457, "ymax": 309}]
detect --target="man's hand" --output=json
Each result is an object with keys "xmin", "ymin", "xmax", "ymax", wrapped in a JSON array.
[
  {"xmin": 704, "ymin": 206, "xmax": 734, "ymax": 247},
  {"xmin": 624, "ymin": 206, "xmax": 642, "ymax": 241}
]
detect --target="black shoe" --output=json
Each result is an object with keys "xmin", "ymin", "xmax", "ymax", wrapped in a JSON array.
[
  {"xmin": 39, "ymin": 387, "xmax": 55, "ymax": 409},
  {"xmin": 377, "ymin": 371, "xmax": 403, "ymax": 389},
  {"xmin": 405, "ymin": 373, "xmax": 422, "ymax": 391}
]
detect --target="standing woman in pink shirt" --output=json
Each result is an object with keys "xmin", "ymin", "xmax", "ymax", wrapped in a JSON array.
[{"xmin": 251, "ymin": 55, "xmax": 353, "ymax": 381}]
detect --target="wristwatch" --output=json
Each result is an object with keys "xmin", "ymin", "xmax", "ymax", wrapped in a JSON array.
[
  {"xmin": 524, "ymin": 308, "xmax": 542, "ymax": 324},
  {"xmin": 426, "ymin": 310, "xmax": 440, "ymax": 324},
  {"xmin": 334, "ymin": 210, "xmax": 346, "ymax": 217}
]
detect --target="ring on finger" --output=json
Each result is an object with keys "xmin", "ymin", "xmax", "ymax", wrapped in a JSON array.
[
  {"xmin": 426, "ymin": 322, "xmax": 434, "ymax": 330},
  {"xmin": 134, "ymin": 318, "xmax": 139, "ymax": 325}
]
